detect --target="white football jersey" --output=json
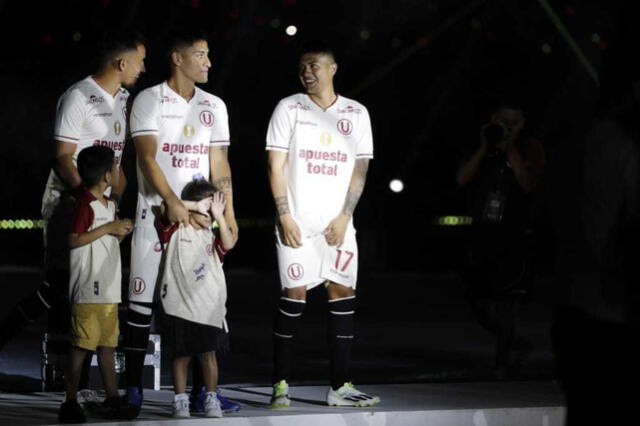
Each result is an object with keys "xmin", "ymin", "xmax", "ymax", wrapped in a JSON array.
[
  {"xmin": 69, "ymin": 191, "xmax": 122, "ymax": 304},
  {"xmin": 41, "ymin": 76, "xmax": 129, "ymax": 219},
  {"xmin": 130, "ymin": 82, "xmax": 230, "ymax": 226},
  {"xmin": 160, "ymin": 225, "xmax": 227, "ymax": 328},
  {"xmin": 266, "ymin": 94, "xmax": 373, "ymax": 234}
]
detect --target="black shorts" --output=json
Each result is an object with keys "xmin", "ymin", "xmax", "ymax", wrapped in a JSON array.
[{"xmin": 161, "ymin": 313, "xmax": 221, "ymax": 359}]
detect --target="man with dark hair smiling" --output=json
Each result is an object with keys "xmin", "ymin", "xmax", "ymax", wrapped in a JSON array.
[
  {"xmin": 122, "ymin": 30, "xmax": 239, "ymax": 417},
  {"xmin": 266, "ymin": 40, "xmax": 380, "ymax": 407}
]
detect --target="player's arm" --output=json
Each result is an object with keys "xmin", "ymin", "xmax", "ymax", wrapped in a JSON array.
[
  {"xmin": 268, "ymin": 150, "xmax": 302, "ymax": 248},
  {"xmin": 134, "ymin": 135, "xmax": 189, "ymax": 224},
  {"xmin": 110, "ymin": 166, "xmax": 127, "ymax": 206},
  {"xmin": 209, "ymin": 192, "xmax": 235, "ymax": 251},
  {"xmin": 69, "ymin": 219, "xmax": 133, "ymax": 248},
  {"xmin": 53, "ymin": 141, "xmax": 82, "ymax": 191},
  {"xmin": 209, "ymin": 146, "xmax": 238, "ymax": 242},
  {"xmin": 324, "ymin": 158, "xmax": 369, "ymax": 247}
]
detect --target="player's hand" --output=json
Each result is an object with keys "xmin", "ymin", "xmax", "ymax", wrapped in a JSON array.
[
  {"xmin": 166, "ymin": 198, "xmax": 189, "ymax": 225},
  {"xmin": 279, "ymin": 214, "xmax": 302, "ymax": 248},
  {"xmin": 209, "ymin": 192, "xmax": 226, "ymax": 222},
  {"xmin": 324, "ymin": 214, "xmax": 350, "ymax": 247},
  {"xmin": 109, "ymin": 219, "xmax": 134, "ymax": 236}
]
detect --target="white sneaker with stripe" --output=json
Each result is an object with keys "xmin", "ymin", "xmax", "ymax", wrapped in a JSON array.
[{"xmin": 326, "ymin": 382, "xmax": 381, "ymax": 407}]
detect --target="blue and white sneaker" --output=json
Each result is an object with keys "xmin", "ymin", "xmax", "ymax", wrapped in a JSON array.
[
  {"xmin": 191, "ymin": 386, "xmax": 241, "ymax": 413},
  {"xmin": 121, "ymin": 386, "xmax": 143, "ymax": 419}
]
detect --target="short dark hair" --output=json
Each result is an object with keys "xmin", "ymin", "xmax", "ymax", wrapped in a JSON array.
[
  {"xmin": 299, "ymin": 40, "xmax": 336, "ymax": 62},
  {"xmin": 167, "ymin": 29, "xmax": 209, "ymax": 65},
  {"xmin": 98, "ymin": 30, "xmax": 144, "ymax": 68},
  {"xmin": 181, "ymin": 178, "xmax": 217, "ymax": 202},
  {"xmin": 77, "ymin": 146, "xmax": 114, "ymax": 187}
]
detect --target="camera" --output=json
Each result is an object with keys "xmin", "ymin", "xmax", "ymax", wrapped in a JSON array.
[{"xmin": 482, "ymin": 122, "xmax": 507, "ymax": 147}]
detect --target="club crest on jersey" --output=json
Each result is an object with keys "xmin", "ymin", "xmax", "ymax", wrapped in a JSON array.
[
  {"xmin": 132, "ymin": 277, "xmax": 146, "ymax": 295},
  {"xmin": 114, "ymin": 120, "xmax": 122, "ymax": 136},
  {"xmin": 287, "ymin": 263, "xmax": 304, "ymax": 280},
  {"xmin": 183, "ymin": 125, "xmax": 196, "ymax": 137},
  {"xmin": 320, "ymin": 132, "xmax": 332, "ymax": 146},
  {"xmin": 200, "ymin": 110, "xmax": 214, "ymax": 127},
  {"xmin": 337, "ymin": 119, "xmax": 353, "ymax": 136}
]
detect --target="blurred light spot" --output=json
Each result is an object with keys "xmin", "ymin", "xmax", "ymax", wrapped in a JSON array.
[
  {"xmin": 360, "ymin": 30, "xmax": 371, "ymax": 40},
  {"xmin": 43, "ymin": 34, "xmax": 53, "ymax": 45},
  {"xmin": 270, "ymin": 18, "xmax": 281, "ymax": 28},
  {"xmin": 254, "ymin": 16, "xmax": 266, "ymax": 26},
  {"xmin": 286, "ymin": 25, "xmax": 297, "ymax": 36},
  {"xmin": 541, "ymin": 43, "xmax": 552, "ymax": 54},
  {"xmin": 416, "ymin": 37, "xmax": 429, "ymax": 48},
  {"xmin": 72, "ymin": 32, "xmax": 82, "ymax": 42},
  {"xmin": 389, "ymin": 179, "xmax": 404, "ymax": 193},
  {"xmin": 471, "ymin": 18, "xmax": 481, "ymax": 29},
  {"xmin": 591, "ymin": 33, "xmax": 601, "ymax": 43}
]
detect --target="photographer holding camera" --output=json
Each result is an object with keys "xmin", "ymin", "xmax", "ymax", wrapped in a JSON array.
[{"xmin": 456, "ymin": 101, "xmax": 545, "ymax": 379}]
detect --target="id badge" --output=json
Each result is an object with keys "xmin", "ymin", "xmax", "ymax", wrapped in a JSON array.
[{"xmin": 482, "ymin": 191, "xmax": 506, "ymax": 224}]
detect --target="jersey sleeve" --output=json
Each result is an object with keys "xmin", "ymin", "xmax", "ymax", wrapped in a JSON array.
[
  {"xmin": 155, "ymin": 215, "xmax": 179, "ymax": 245},
  {"xmin": 210, "ymin": 100, "xmax": 230, "ymax": 147},
  {"xmin": 266, "ymin": 100, "xmax": 293, "ymax": 152},
  {"xmin": 53, "ymin": 90, "xmax": 86, "ymax": 144},
  {"xmin": 130, "ymin": 90, "xmax": 160, "ymax": 138},
  {"xmin": 355, "ymin": 106, "xmax": 374, "ymax": 159},
  {"xmin": 70, "ymin": 197, "xmax": 94, "ymax": 234}
]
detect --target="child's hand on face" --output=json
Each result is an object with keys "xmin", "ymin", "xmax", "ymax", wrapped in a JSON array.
[
  {"xmin": 195, "ymin": 197, "xmax": 213, "ymax": 216},
  {"xmin": 209, "ymin": 192, "xmax": 226, "ymax": 221},
  {"xmin": 189, "ymin": 211, "xmax": 212, "ymax": 229}
]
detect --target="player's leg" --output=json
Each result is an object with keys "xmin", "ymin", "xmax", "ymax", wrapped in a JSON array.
[
  {"xmin": 122, "ymin": 226, "xmax": 162, "ymax": 414},
  {"xmin": 326, "ymin": 283, "xmax": 356, "ymax": 391},
  {"xmin": 322, "ymin": 229, "xmax": 379, "ymax": 407}
]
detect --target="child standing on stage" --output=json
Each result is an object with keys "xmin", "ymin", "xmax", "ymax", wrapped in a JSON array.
[
  {"xmin": 156, "ymin": 179, "xmax": 235, "ymax": 418},
  {"xmin": 59, "ymin": 146, "xmax": 133, "ymax": 423}
]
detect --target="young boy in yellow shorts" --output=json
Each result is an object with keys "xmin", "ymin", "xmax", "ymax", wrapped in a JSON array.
[{"xmin": 58, "ymin": 146, "xmax": 133, "ymax": 423}]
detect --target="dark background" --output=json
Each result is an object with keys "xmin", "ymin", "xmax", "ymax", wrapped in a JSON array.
[{"xmin": 2, "ymin": 0, "xmax": 640, "ymax": 386}]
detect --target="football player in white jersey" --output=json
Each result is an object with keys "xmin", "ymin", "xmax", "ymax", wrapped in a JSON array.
[
  {"xmin": 267, "ymin": 40, "xmax": 380, "ymax": 408},
  {"xmin": 0, "ymin": 30, "xmax": 145, "ymax": 369},
  {"xmin": 122, "ymin": 31, "xmax": 239, "ymax": 417}
]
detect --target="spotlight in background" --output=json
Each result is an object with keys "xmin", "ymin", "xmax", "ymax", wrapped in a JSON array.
[
  {"xmin": 286, "ymin": 25, "xmax": 297, "ymax": 36},
  {"xmin": 389, "ymin": 179, "xmax": 404, "ymax": 193}
]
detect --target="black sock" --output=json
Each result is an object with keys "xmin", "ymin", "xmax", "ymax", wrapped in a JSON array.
[{"xmin": 328, "ymin": 296, "xmax": 355, "ymax": 390}]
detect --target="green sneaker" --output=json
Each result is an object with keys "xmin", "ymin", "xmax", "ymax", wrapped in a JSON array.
[{"xmin": 270, "ymin": 380, "xmax": 291, "ymax": 408}]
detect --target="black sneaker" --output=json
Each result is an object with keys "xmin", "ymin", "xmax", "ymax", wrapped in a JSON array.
[
  {"xmin": 58, "ymin": 400, "xmax": 87, "ymax": 424},
  {"xmin": 99, "ymin": 396, "xmax": 122, "ymax": 419}
]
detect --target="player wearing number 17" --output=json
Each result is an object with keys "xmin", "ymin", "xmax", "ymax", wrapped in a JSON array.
[{"xmin": 266, "ymin": 40, "xmax": 379, "ymax": 408}]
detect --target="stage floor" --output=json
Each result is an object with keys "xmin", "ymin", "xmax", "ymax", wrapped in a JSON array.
[{"xmin": 0, "ymin": 381, "xmax": 565, "ymax": 425}]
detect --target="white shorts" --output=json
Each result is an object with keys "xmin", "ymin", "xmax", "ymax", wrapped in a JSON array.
[
  {"xmin": 128, "ymin": 225, "xmax": 163, "ymax": 304},
  {"xmin": 276, "ymin": 226, "xmax": 358, "ymax": 290}
]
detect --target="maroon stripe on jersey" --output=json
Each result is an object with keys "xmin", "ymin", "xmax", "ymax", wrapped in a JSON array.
[
  {"xmin": 131, "ymin": 129, "xmax": 159, "ymax": 135},
  {"xmin": 54, "ymin": 134, "xmax": 79, "ymax": 141},
  {"xmin": 266, "ymin": 144, "xmax": 289, "ymax": 151}
]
